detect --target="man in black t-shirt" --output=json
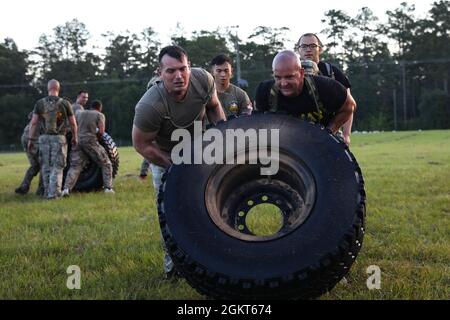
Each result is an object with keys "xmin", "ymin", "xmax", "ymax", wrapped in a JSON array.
[
  {"xmin": 296, "ymin": 33, "xmax": 356, "ymax": 145},
  {"xmin": 255, "ymin": 50, "xmax": 356, "ymax": 135}
]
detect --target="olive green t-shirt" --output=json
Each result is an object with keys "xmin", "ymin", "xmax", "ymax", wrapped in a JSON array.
[
  {"xmin": 76, "ymin": 110, "xmax": 105, "ymax": 140},
  {"xmin": 133, "ymin": 68, "xmax": 215, "ymax": 152},
  {"xmin": 33, "ymin": 96, "xmax": 73, "ymax": 135},
  {"xmin": 218, "ymin": 84, "xmax": 252, "ymax": 116}
]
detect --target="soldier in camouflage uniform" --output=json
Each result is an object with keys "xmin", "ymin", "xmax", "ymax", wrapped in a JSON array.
[
  {"xmin": 62, "ymin": 100, "xmax": 114, "ymax": 195},
  {"xmin": 28, "ymin": 79, "xmax": 78, "ymax": 200},
  {"xmin": 15, "ymin": 112, "xmax": 44, "ymax": 195}
]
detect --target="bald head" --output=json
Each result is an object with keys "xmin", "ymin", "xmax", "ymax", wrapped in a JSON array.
[
  {"xmin": 47, "ymin": 79, "xmax": 60, "ymax": 91},
  {"xmin": 272, "ymin": 50, "xmax": 302, "ymax": 71},
  {"xmin": 272, "ymin": 50, "xmax": 305, "ymax": 98},
  {"xmin": 47, "ymin": 79, "xmax": 60, "ymax": 96}
]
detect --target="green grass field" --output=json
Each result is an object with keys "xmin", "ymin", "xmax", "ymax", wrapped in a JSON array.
[{"xmin": 0, "ymin": 130, "xmax": 449, "ymax": 300}]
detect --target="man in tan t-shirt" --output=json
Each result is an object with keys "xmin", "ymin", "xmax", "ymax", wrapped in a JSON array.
[
  {"xmin": 132, "ymin": 45, "xmax": 226, "ymax": 278},
  {"xmin": 62, "ymin": 100, "xmax": 114, "ymax": 195},
  {"xmin": 210, "ymin": 54, "xmax": 252, "ymax": 117}
]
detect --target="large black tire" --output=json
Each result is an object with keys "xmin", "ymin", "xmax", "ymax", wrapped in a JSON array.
[
  {"xmin": 158, "ymin": 113, "xmax": 366, "ymax": 300},
  {"xmin": 65, "ymin": 132, "xmax": 119, "ymax": 192}
]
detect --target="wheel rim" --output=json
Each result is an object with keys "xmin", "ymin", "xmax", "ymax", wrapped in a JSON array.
[{"xmin": 205, "ymin": 150, "xmax": 317, "ymax": 242}]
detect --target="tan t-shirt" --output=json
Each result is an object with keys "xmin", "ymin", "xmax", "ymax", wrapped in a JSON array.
[
  {"xmin": 133, "ymin": 68, "xmax": 215, "ymax": 152},
  {"xmin": 218, "ymin": 84, "xmax": 252, "ymax": 116},
  {"xmin": 76, "ymin": 110, "xmax": 105, "ymax": 140}
]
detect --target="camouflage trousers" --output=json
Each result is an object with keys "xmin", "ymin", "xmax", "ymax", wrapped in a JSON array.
[
  {"xmin": 17, "ymin": 134, "xmax": 44, "ymax": 194},
  {"xmin": 63, "ymin": 144, "xmax": 89, "ymax": 191},
  {"xmin": 64, "ymin": 137, "xmax": 113, "ymax": 190},
  {"xmin": 39, "ymin": 134, "xmax": 67, "ymax": 199}
]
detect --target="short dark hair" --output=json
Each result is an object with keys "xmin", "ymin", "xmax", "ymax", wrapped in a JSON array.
[
  {"xmin": 296, "ymin": 33, "xmax": 323, "ymax": 48},
  {"xmin": 91, "ymin": 100, "xmax": 102, "ymax": 111},
  {"xmin": 158, "ymin": 45, "xmax": 188, "ymax": 65},
  {"xmin": 77, "ymin": 90, "xmax": 88, "ymax": 96},
  {"xmin": 210, "ymin": 54, "xmax": 232, "ymax": 67}
]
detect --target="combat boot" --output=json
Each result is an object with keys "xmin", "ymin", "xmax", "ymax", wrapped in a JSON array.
[{"xmin": 15, "ymin": 186, "xmax": 29, "ymax": 195}]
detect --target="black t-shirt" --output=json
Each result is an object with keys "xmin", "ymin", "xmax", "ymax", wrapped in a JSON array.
[
  {"xmin": 255, "ymin": 75, "xmax": 347, "ymax": 126},
  {"xmin": 318, "ymin": 61, "xmax": 351, "ymax": 89}
]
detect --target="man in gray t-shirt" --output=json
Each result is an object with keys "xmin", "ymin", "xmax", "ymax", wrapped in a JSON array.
[
  {"xmin": 210, "ymin": 54, "xmax": 252, "ymax": 117},
  {"xmin": 132, "ymin": 45, "xmax": 226, "ymax": 278},
  {"xmin": 72, "ymin": 90, "xmax": 89, "ymax": 115},
  {"xmin": 133, "ymin": 45, "xmax": 225, "ymax": 167}
]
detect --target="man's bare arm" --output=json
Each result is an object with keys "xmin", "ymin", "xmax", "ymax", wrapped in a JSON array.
[
  {"xmin": 96, "ymin": 116, "xmax": 105, "ymax": 139},
  {"xmin": 341, "ymin": 89, "xmax": 356, "ymax": 146},
  {"xmin": 27, "ymin": 114, "xmax": 39, "ymax": 151},
  {"xmin": 205, "ymin": 91, "xmax": 226, "ymax": 124},
  {"xmin": 68, "ymin": 115, "xmax": 78, "ymax": 146},
  {"xmin": 132, "ymin": 125, "xmax": 171, "ymax": 168},
  {"xmin": 327, "ymin": 92, "xmax": 356, "ymax": 136}
]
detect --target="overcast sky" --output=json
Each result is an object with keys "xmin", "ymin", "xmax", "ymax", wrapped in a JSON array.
[{"xmin": 0, "ymin": 0, "xmax": 436, "ymax": 52}]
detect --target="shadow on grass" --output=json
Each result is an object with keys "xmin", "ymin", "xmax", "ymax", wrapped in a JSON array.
[{"xmin": 0, "ymin": 192, "xmax": 46, "ymax": 205}]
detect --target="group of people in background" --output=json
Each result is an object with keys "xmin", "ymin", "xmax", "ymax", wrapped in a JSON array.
[{"xmin": 15, "ymin": 86, "xmax": 115, "ymax": 199}]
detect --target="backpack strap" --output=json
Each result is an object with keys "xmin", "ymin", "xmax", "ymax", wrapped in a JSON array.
[
  {"xmin": 303, "ymin": 75, "xmax": 326, "ymax": 123},
  {"xmin": 45, "ymin": 97, "xmax": 68, "ymax": 134},
  {"xmin": 154, "ymin": 70, "xmax": 211, "ymax": 129},
  {"xmin": 147, "ymin": 75, "xmax": 162, "ymax": 90},
  {"xmin": 154, "ymin": 84, "xmax": 178, "ymax": 126},
  {"xmin": 190, "ymin": 70, "xmax": 213, "ymax": 105},
  {"xmin": 325, "ymin": 62, "xmax": 335, "ymax": 80},
  {"xmin": 268, "ymin": 84, "xmax": 279, "ymax": 112},
  {"xmin": 268, "ymin": 76, "xmax": 327, "ymax": 123}
]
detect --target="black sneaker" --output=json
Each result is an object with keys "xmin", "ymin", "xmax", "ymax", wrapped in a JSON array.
[{"xmin": 15, "ymin": 186, "xmax": 28, "ymax": 195}]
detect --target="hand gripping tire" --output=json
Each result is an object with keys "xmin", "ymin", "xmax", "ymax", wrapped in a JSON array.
[
  {"xmin": 158, "ymin": 113, "xmax": 366, "ymax": 300},
  {"xmin": 65, "ymin": 132, "xmax": 120, "ymax": 192}
]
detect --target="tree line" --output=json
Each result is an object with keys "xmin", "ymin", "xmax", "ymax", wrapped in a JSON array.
[{"xmin": 0, "ymin": 1, "xmax": 449, "ymax": 147}]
